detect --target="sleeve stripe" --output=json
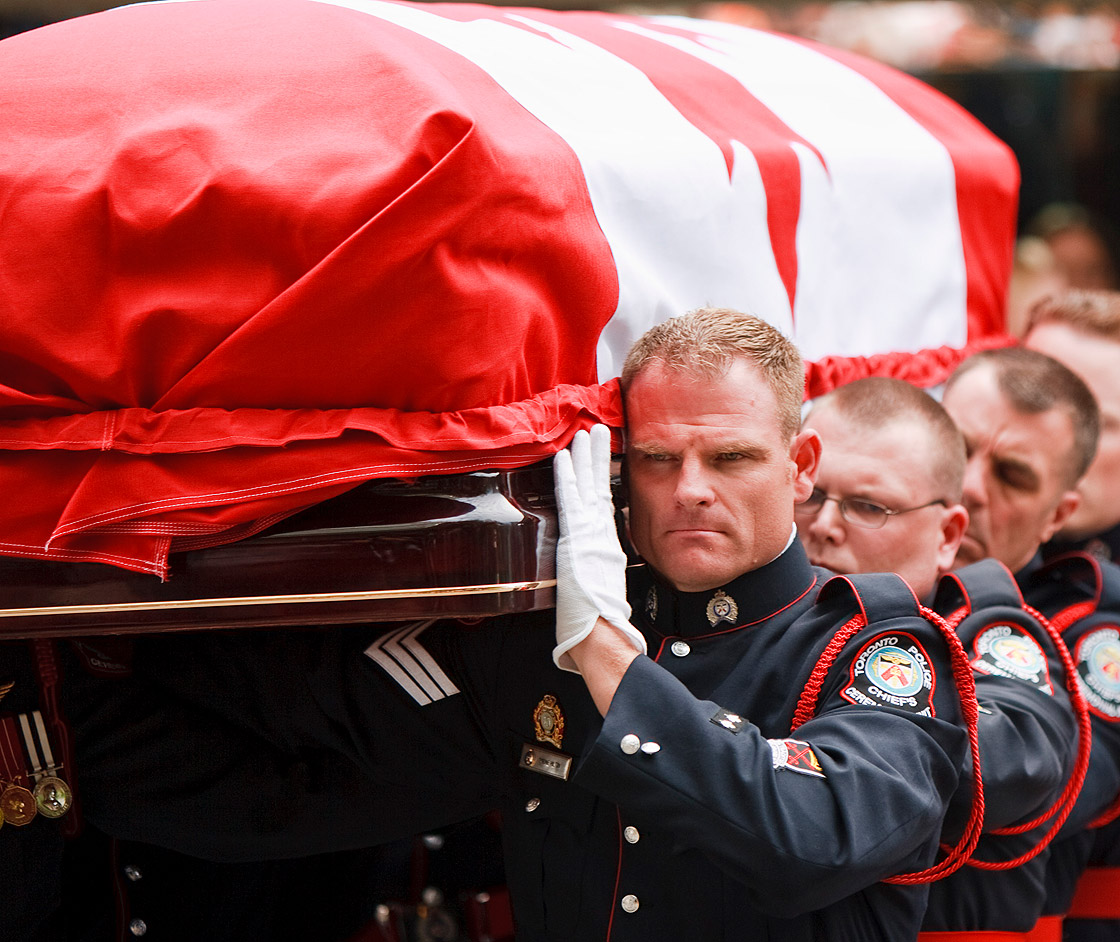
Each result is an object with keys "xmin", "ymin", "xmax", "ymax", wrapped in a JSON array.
[{"xmin": 364, "ymin": 620, "xmax": 459, "ymax": 705}]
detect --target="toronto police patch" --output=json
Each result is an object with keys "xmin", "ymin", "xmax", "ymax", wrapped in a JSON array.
[
  {"xmin": 841, "ymin": 633, "xmax": 935, "ymax": 716},
  {"xmin": 1075, "ymin": 627, "xmax": 1120, "ymax": 721},
  {"xmin": 971, "ymin": 624, "xmax": 1053, "ymax": 695}
]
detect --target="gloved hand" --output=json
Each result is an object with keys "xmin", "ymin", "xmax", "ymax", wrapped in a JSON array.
[{"xmin": 552, "ymin": 424, "xmax": 646, "ymax": 673}]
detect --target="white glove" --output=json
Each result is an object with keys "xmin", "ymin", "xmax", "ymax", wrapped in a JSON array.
[{"xmin": 552, "ymin": 424, "xmax": 646, "ymax": 673}]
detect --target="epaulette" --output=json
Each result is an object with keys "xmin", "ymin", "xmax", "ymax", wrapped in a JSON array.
[
  {"xmin": 792, "ymin": 572, "xmax": 983, "ymax": 885},
  {"xmin": 937, "ymin": 559, "xmax": 1090, "ymax": 870}
]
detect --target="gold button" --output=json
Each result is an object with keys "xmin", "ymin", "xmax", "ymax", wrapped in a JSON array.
[{"xmin": 525, "ymin": 797, "xmax": 540, "ymax": 812}]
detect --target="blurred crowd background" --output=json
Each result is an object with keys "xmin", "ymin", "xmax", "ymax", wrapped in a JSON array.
[{"xmin": 2, "ymin": 0, "xmax": 1118, "ymax": 321}]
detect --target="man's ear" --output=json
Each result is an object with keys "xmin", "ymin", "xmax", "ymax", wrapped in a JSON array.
[
  {"xmin": 1040, "ymin": 489, "xmax": 1081, "ymax": 545},
  {"xmin": 790, "ymin": 428, "xmax": 821, "ymax": 504},
  {"xmin": 935, "ymin": 503, "xmax": 970, "ymax": 575}
]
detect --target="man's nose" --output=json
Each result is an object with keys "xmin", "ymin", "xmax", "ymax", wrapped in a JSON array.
[
  {"xmin": 806, "ymin": 497, "xmax": 845, "ymax": 543},
  {"xmin": 674, "ymin": 457, "xmax": 715, "ymax": 506},
  {"xmin": 960, "ymin": 456, "xmax": 988, "ymax": 511}
]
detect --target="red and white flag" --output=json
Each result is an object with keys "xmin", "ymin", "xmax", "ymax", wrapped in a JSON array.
[{"xmin": 0, "ymin": 0, "xmax": 1018, "ymax": 575}]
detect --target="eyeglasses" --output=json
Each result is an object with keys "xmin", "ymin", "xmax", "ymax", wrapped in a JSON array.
[{"xmin": 795, "ymin": 488, "xmax": 946, "ymax": 530}]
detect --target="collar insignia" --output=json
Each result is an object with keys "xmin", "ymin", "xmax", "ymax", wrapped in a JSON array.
[
  {"xmin": 533, "ymin": 694, "xmax": 564, "ymax": 748},
  {"xmin": 646, "ymin": 587, "xmax": 658, "ymax": 622},
  {"xmin": 706, "ymin": 590, "xmax": 738, "ymax": 626},
  {"xmin": 0, "ymin": 681, "xmax": 13, "ymax": 707}
]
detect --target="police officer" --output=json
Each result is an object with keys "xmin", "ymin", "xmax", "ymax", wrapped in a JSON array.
[
  {"xmin": 1022, "ymin": 290, "xmax": 1120, "ymax": 940},
  {"xmin": 798, "ymin": 374, "xmax": 1086, "ymax": 939},
  {"xmin": 940, "ymin": 346, "xmax": 1120, "ymax": 940},
  {"xmin": 82, "ymin": 308, "xmax": 973, "ymax": 941}
]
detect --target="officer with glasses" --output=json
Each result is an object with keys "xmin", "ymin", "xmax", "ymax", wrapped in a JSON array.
[
  {"xmin": 797, "ymin": 376, "xmax": 968, "ymax": 603},
  {"xmin": 796, "ymin": 374, "xmax": 1084, "ymax": 941}
]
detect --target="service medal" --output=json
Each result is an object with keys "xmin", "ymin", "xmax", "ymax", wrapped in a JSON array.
[
  {"xmin": 34, "ymin": 775, "xmax": 73, "ymax": 819},
  {"xmin": 533, "ymin": 694, "xmax": 564, "ymax": 749},
  {"xmin": 0, "ymin": 783, "xmax": 37, "ymax": 826}
]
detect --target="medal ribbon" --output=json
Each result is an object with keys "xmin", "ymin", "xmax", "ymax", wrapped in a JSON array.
[
  {"xmin": 0, "ymin": 715, "xmax": 29, "ymax": 786},
  {"xmin": 32, "ymin": 640, "xmax": 80, "ymax": 836},
  {"xmin": 18, "ymin": 710, "xmax": 54, "ymax": 784}
]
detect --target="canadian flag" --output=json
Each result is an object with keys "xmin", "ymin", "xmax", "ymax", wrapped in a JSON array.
[{"xmin": 0, "ymin": 0, "xmax": 1017, "ymax": 575}]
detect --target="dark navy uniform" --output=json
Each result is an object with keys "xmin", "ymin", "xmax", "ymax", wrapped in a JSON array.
[
  {"xmin": 0, "ymin": 641, "xmax": 68, "ymax": 942},
  {"xmin": 1024, "ymin": 552, "xmax": 1120, "ymax": 939},
  {"xmin": 99, "ymin": 539, "xmax": 968, "ymax": 942},
  {"xmin": 918, "ymin": 559, "xmax": 1082, "ymax": 936}
]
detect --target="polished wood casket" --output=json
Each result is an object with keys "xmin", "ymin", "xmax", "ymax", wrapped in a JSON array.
[{"xmin": 0, "ymin": 464, "xmax": 557, "ymax": 639}]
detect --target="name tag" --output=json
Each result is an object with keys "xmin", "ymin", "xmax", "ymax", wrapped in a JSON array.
[{"xmin": 519, "ymin": 742, "xmax": 572, "ymax": 781}]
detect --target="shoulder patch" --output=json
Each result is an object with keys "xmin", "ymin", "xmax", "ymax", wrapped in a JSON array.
[
  {"xmin": 768, "ymin": 738, "xmax": 826, "ymax": 779},
  {"xmin": 841, "ymin": 632, "xmax": 936, "ymax": 716},
  {"xmin": 1075, "ymin": 627, "xmax": 1120, "ymax": 721},
  {"xmin": 971, "ymin": 623, "xmax": 1053, "ymax": 695}
]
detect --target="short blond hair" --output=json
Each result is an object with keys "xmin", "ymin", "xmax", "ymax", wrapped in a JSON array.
[{"xmin": 621, "ymin": 308, "xmax": 805, "ymax": 439}]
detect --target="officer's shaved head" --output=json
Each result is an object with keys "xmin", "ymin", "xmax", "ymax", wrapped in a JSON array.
[{"xmin": 805, "ymin": 377, "xmax": 966, "ymax": 502}]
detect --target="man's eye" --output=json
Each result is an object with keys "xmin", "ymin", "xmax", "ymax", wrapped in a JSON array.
[
  {"xmin": 642, "ymin": 452, "xmax": 673, "ymax": 462},
  {"xmin": 716, "ymin": 452, "xmax": 744, "ymax": 461},
  {"xmin": 996, "ymin": 463, "xmax": 1037, "ymax": 491}
]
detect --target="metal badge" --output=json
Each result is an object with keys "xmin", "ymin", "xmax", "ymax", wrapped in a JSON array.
[
  {"xmin": 710, "ymin": 708, "xmax": 745, "ymax": 733},
  {"xmin": 519, "ymin": 743, "xmax": 572, "ymax": 781},
  {"xmin": 706, "ymin": 590, "xmax": 738, "ymax": 626},
  {"xmin": 533, "ymin": 694, "xmax": 564, "ymax": 749},
  {"xmin": 645, "ymin": 587, "xmax": 658, "ymax": 622},
  {"xmin": 34, "ymin": 775, "xmax": 72, "ymax": 819},
  {"xmin": 0, "ymin": 784, "xmax": 37, "ymax": 826}
]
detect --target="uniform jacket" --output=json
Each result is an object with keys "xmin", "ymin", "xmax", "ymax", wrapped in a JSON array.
[
  {"xmin": 921, "ymin": 559, "xmax": 1081, "ymax": 932},
  {"xmin": 75, "ymin": 540, "xmax": 969, "ymax": 942},
  {"xmin": 1023, "ymin": 552, "xmax": 1120, "ymax": 921}
]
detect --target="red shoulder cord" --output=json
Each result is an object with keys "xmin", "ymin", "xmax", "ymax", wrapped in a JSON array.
[
  {"xmin": 961, "ymin": 602, "xmax": 1091, "ymax": 870},
  {"xmin": 1049, "ymin": 598, "xmax": 1120, "ymax": 830},
  {"xmin": 788, "ymin": 606, "xmax": 985, "ymax": 884}
]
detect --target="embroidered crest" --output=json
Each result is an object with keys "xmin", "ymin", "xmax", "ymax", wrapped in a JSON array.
[
  {"xmin": 706, "ymin": 590, "xmax": 738, "ymax": 627},
  {"xmin": 841, "ymin": 633, "xmax": 936, "ymax": 716},
  {"xmin": 971, "ymin": 624, "xmax": 1052, "ymax": 695},
  {"xmin": 646, "ymin": 587, "xmax": 658, "ymax": 622},
  {"xmin": 533, "ymin": 694, "xmax": 565, "ymax": 748},
  {"xmin": 768, "ymin": 738, "xmax": 826, "ymax": 779},
  {"xmin": 0, "ymin": 681, "xmax": 13, "ymax": 707},
  {"xmin": 1075, "ymin": 627, "xmax": 1120, "ymax": 721},
  {"xmin": 710, "ymin": 707, "xmax": 746, "ymax": 733}
]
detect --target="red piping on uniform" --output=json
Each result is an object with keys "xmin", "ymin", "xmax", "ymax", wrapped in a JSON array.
[
  {"xmin": 651, "ymin": 577, "xmax": 819, "ymax": 652},
  {"xmin": 966, "ymin": 603, "xmax": 1092, "ymax": 870},
  {"xmin": 605, "ymin": 806, "xmax": 624, "ymax": 941},
  {"xmin": 790, "ymin": 598, "xmax": 986, "ymax": 883}
]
